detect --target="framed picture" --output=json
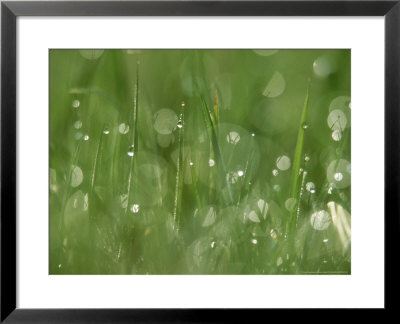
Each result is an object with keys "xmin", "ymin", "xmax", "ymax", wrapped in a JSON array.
[{"xmin": 1, "ymin": 0, "xmax": 398, "ymax": 321}]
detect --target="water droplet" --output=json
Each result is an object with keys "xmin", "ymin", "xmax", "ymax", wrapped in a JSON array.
[
  {"xmin": 189, "ymin": 161, "xmax": 194, "ymax": 166},
  {"xmin": 176, "ymin": 119, "xmax": 183, "ymax": 129},
  {"xmin": 83, "ymin": 135, "xmax": 89, "ymax": 141},
  {"xmin": 74, "ymin": 120, "xmax": 82, "ymax": 129},
  {"xmin": 329, "ymin": 96, "xmax": 351, "ymax": 112},
  {"xmin": 270, "ymin": 229, "xmax": 278, "ymax": 240},
  {"xmin": 154, "ymin": 108, "xmax": 178, "ymax": 135},
  {"xmin": 119, "ymin": 123, "xmax": 130, "ymax": 134},
  {"xmin": 237, "ymin": 170, "xmax": 244, "ymax": 177},
  {"xmin": 273, "ymin": 185, "xmax": 281, "ymax": 192},
  {"xmin": 272, "ymin": 169, "xmax": 279, "ymax": 176},
  {"xmin": 58, "ymin": 264, "xmax": 62, "ymax": 269},
  {"xmin": 327, "ymin": 159, "xmax": 351, "ymax": 189},
  {"xmin": 131, "ymin": 204, "xmax": 139, "ymax": 213},
  {"xmin": 332, "ymin": 129, "xmax": 342, "ymax": 141},
  {"xmin": 210, "ymin": 241, "xmax": 216, "ymax": 248},
  {"xmin": 70, "ymin": 165, "xmax": 83, "ymax": 187},
  {"xmin": 327, "ymin": 109, "xmax": 347, "ymax": 131},
  {"xmin": 251, "ymin": 132, "xmax": 255, "ymax": 137},
  {"xmin": 181, "ymin": 101, "xmax": 185, "ymax": 108},
  {"xmin": 226, "ymin": 131, "xmax": 240, "ymax": 144},
  {"xmin": 313, "ymin": 55, "xmax": 336, "ymax": 78},
  {"xmin": 263, "ymin": 72, "xmax": 285, "ymax": 98},
  {"xmin": 334, "ymin": 172, "xmax": 343, "ymax": 182},
  {"xmin": 251, "ymin": 238, "xmax": 258, "ymax": 245},
  {"xmin": 208, "ymin": 159, "xmax": 215, "ymax": 167},
  {"xmin": 103, "ymin": 126, "xmax": 110, "ymax": 135},
  {"xmin": 285, "ymin": 198, "xmax": 297, "ymax": 212},
  {"xmin": 257, "ymin": 199, "xmax": 269, "ymax": 219},
  {"xmin": 248, "ymin": 210, "xmax": 260, "ymax": 223},
  {"xmin": 310, "ymin": 210, "xmax": 331, "ymax": 230},
  {"xmin": 323, "ymin": 238, "xmax": 329, "ymax": 243},
  {"xmin": 304, "ymin": 155, "xmax": 310, "ymax": 162},
  {"xmin": 302, "ymin": 123, "xmax": 308, "ymax": 129},
  {"xmin": 277, "ymin": 256, "xmax": 283, "ymax": 266},
  {"xmin": 298, "ymin": 168, "xmax": 303, "ymax": 175},
  {"xmin": 276, "ymin": 155, "xmax": 291, "ymax": 171},
  {"xmin": 72, "ymin": 99, "xmax": 80, "ymax": 108},
  {"xmin": 127, "ymin": 145, "xmax": 134, "ymax": 157},
  {"xmin": 226, "ymin": 172, "xmax": 239, "ymax": 184},
  {"xmin": 306, "ymin": 182, "xmax": 315, "ymax": 192}
]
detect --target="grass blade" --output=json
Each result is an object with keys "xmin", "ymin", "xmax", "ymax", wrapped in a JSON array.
[
  {"xmin": 173, "ymin": 103, "xmax": 185, "ymax": 231},
  {"xmin": 125, "ymin": 62, "xmax": 140, "ymax": 216},
  {"xmin": 197, "ymin": 87, "xmax": 234, "ymax": 204},
  {"xmin": 287, "ymin": 83, "xmax": 310, "ymax": 237}
]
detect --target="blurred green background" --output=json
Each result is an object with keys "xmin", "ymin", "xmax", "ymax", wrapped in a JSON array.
[{"xmin": 50, "ymin": 49, "xmax": 351, "ymax": 274}]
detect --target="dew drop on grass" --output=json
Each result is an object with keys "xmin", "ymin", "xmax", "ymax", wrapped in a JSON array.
[
  {"xmin": 226, "ymin": 172, "xmax": 239, "ymax": 184},
  {"xmin": 251, "ymin": 132, "xmax": 255, "ymax": 137},
  {"xmin": 253, "ymin": 49, "xmax": 278, "ymax": 56},
  {"xmin": 251, "ymin": 239, "xmax": 258, "ymax": 245},
  {"xmin": 74, "ymin": 120, "xmax": 82, "ymax": 129},
  {"xmin": 208, "ymin": 159, "xmax": 215, "ymax": 167},
  {"xmin": 273, "ymin": 185, "xmax": 281, "ymax": 192},
  {"xmin": 302, "ymin": 123, "xmax": 308, "ymax": 129},
  {"xmin": 304, "ymin": 155, "xmax": 310, "ymax": 162},
  {"xmin": 248, "ymin": 210, "xmax": 260, "ymax": 223},
  {"xmin": 210, "ymin": 241, "xmax": 216, "ymax": 249},
  {"xmin": 83, "ymin": 135, "xmax": 89, "ymax": 141},
  {"xmin": 226, "ymin": 131, "xmax": 240, "ymax": 144},
  {"xmin": 119, "ymin": 123, "xmax": 130, "ymax": 134},
  {"xmin": 176, "ymin": 119, "xmax": 183, "ymax": 129},
  {"xmin": 313, "ymin": 55, "xmax": 336, "ymax": 78},
  {"xmin": 327, "ymin": 159, "xmax": 351, "ymax": 189},
  {"xmin": 237, "ymin": 170, "xmax": 244, "ymax": 177},
  {"xmin": 270, "ymin": 229, "xmax": 278, "ymax": 240},
  {"xmin": 262, "ymin": 72, "xmax": 285, "ymax": 98},
  {"xmin": 272, "ymin": 169, "xmax": 279, "ymax": 176},
  {"xmin": 310, "ymin": 210, "xmax": 331, "ymax": 230},
  {"xmin": 334, "ymin": 172, "xmax": 343, "ymax": 182},
  {"xmin": 329, "ymin": 96, "xmax": 351, "ymax": 111},
  {"xmin": 79, "ymin": 49, "xmax": 104, "ymax": 60},
  {"xmin": 58, "ymin": 264, "xmax": 62, "ymax": 269},
  {"xmin": 276, "ymin": 155, "xmax": 291, "ymax": 171},
  {"xmin": 103, "ymin": 126, "xmax": 110, "ymax": 135},
  {"xmin": 257, "ymin": 199, "xmax": 269, "ymax": 219},
  {"xmin": 323, "ymin": 238, "xmax": 329, "ymax": 243},
  {"xmin": 306, "ymin": 182, "xmax": 315, "ymax": 193},
  {"xmin": 127, "ymin": 145, "xmax": 134, "ymax": 157},
  {"xmin": 327, "ymin": 109, "xmax": 347, "ymax": 131},
  {"xmin": 277, "ymin": 256, "xmax": 283, "ymax": 266},
  {"xmin": 189, "ymin": 161, "xmax": 194, "ymax": 166},
  {"xmin": 154, "ymin": 108, "xmax": 178, "ymax": 135},
  {"xmin": 131, "ymin": 204, "xmax": 139, "ymax": 213},
  {"xmin": 332, "ymin": 129, "xmax": 342, "ymax": 141},
  {"xmin": 70, "ymin": 165, "xmax": 83, "ymax": 187},
  {"xmin": 285, "ymin": 198, "xmax": 297, "ymax": 212},
  {"xmin": 72, "ymin": 99, "xmax": 80, "ymax": 108}
]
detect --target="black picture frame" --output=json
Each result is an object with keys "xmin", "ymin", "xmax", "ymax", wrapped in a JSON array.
[{"xmin": 1, "ymin": 0, "xmax": 398, "ymax": 321}]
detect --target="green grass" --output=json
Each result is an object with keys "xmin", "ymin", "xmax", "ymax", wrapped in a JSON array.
[{"xmin": 49, "ymin": 49, "xmax": 351, "ymax": 274}]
